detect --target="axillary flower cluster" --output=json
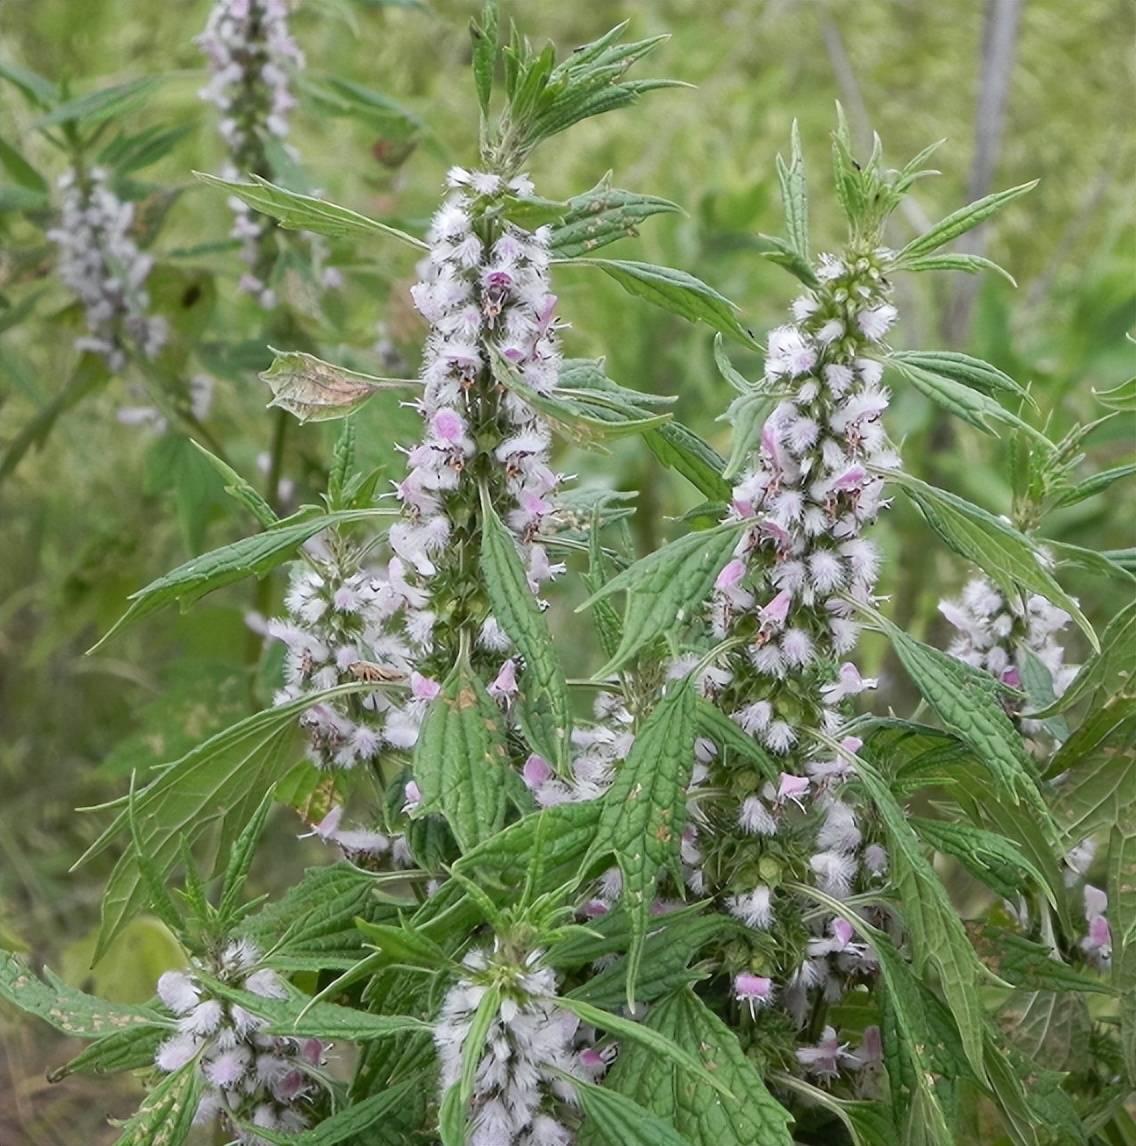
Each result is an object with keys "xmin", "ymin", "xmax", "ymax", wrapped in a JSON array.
[{"xmin": 154, "ymin": 941, "xmax": 325, "ymax": 1143}]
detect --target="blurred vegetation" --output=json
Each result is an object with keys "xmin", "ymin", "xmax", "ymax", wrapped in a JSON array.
[{"xmin": 0, "ymin": 0, "xmax": 1133, "ymax": 1138}]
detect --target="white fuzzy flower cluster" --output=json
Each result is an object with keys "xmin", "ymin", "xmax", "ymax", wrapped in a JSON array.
[
  {"xmin": 197, "ymin": 0, "xmax": 305, "ymax": 306},
  {"xmin": 154, "ymin": 941, "xmax": 324, "ymax": 1144},
  {"xmin": 434, "ymin": 945, "xmax": 586, "ymax": 1146},
  {"xmin": 400, "ymin": 166, "xmax": 566, "ymax": 597},
  {"xmin": 268, "ymin": 545, "xmax": 441, "ymax": 770},
  {"xmin": 939, "ymin": 574, "xmax": 1078, "ymax": 735},
  {"xmin": 48, "ymin": 167, "xmax": 168, "ymax": 371},
  {"xmin": 685, "ymin": 248, "xmax": 904, "ymax": 1054}
]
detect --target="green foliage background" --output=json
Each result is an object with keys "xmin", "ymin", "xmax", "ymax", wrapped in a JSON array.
[{"xmin": 0, "ymin": 0, "xmax": 1132, "ymax": 1139}]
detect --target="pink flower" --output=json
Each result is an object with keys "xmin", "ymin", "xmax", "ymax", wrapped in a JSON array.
[
  {"xmin": 411, "ymin": 672, "xmax": 441, "ymax": 701},
  {"xmin": 488, "ymin": 659, "xmax": 518, "ymax": 699},
  {"xmin": 759, "ymin": 589, "xmax": 792, "ymax": 628},
  {"xmin": 402, "ymin": 780, "xmax": 422, "ymax": 814},
  {"xmin": 522, "ymin": 754, "xmax": 553, "ymax": 789},
  {"xmin": 734, "ymin": 972, "xmax": 774, "ymax": 1016},
  {"xmin": 715, "ymin": 558, "xmax": 747, "ymax": 593},
  {"xmin": 776, "ymin": 772, "xmax": 810, "ymax": 808},
  {"xmin": 431, "ymin": 408, "xmax": 465, "ymax": 442}
]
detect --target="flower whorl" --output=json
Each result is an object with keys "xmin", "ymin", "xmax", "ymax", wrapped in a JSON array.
[{"xmin": 155, "ymin": 942, "xmax": 324, "ymax": 1144}]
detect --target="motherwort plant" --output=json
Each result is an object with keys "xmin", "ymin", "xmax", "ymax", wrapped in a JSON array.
[{"xmin": 4, "ymin": 7, "xmax": 1133, "ymax": 1146}]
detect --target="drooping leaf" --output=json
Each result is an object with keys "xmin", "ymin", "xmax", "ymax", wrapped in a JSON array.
[
  {"xmin": 910, "ymin": 816, "xmax": 1050, "ymax": 901},
  {"xmin": 898, "ymin": 252, "xmax": 1017, "ymax": 285},
  {"xmin": 189, "ymin": 441, "xmax": 278, "ymax": 527},
  {"xmin": 412, "ymin": 650, "xmax": 509, "ymax": 851},
  {"xmin": 583, "ymin": 681, "xmax": 696, "ymax": 1004},
  {"xmin": 194, "ymin": 172, "xmax": 427, "ymax": 248},
  {"xmin": 750, "ymin": 233, "xmax": 818, "ymax": 287},
  {"xmin": 888, "ymin": 350, "xmax": 1031, "ymax": 402},
  {"xmin": 896, "ymin": 181, "xmax": 1038, "ymax": 260},
  {"xmin": 559, "ymin": 258, "xmax": 759, "ymax": 348},
  {"xmin": 964, "ymin": 922, "xmax": 1114, "ymax": 995},
  {"xmin": 887, "ymin": 357, "xmax": 1052, "ymax": 447},
  {"xmin": 578, "ymin": 520, "xmax": 747, "ymax": 677},
  {"xmin": 50, "ymin": 1024, "xmax": 167, "ymax": 1081},
  {"xmin": 644, "ymin": 421, "xmax": 731, "ymax": 501},
  {"xmin": 478, "ymin": 488, "xmax": 571, "ymax": 770},
  {"xmin": 89, "ymin": 508, "xmax": 395, "ymax": 650},
  {"xmin": 259, "ymin": 347, "xmax": 418, "ymax": 423},
  {"xmin": 996, "ymin": 990, "xmax": 1091, "ymax": 1073}
]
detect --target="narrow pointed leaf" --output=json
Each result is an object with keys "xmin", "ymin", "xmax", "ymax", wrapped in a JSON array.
[
  {"xmin": 194, "ymin": 172, "xmax": 427, "ymax": 248},
  {"xmin": 578, "ymin": 520, "xmax": 747, "ymax": 676},
  {"xmin": 897, "ymin": 181, "xmax": 1037, "ymax": 260}
]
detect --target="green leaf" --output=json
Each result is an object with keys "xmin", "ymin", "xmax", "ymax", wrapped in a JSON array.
[
  {"xmin": 883, "ymin": 468, "xmax": 1096, "ymax": 651},
  {"xmin": 644, "ymin": 421, "xmax": 731, "ymax": 501},
  {"xmin": 713, "ymin": 332, "xmax": 753, "ymax": 394},
  {"xmin": 722, "ymin": 388, "xmax": 775, "ymax": 480},
  {"xmin": 193, "ymin": 172, "xmax": 427, "ymax": 248},
  {"xmin": 965, "ymin": 922, "xmax": 1114, "ymax": 995},
  {"xmin": 996, "ymin": 990, "xmax": 1091, "ymax": 1073},
  {"xmin": 412, "ymin": 650, "xmax": 509, "ymax": 851},
  {"xmin": 89, "ymin": 508, "xmax": 394, "ymax": 650},
  {"xmin": 887, "ymin": 357, "xmax": 1051, "ymax": 446},
  {"xmin": 896, "ymin": 181, "xmax": 1038, "ymax": 260},
  {"xmin": 596, "ymin": 987, "xmax": 794, "ymax": 1146},
  {"xmin": 575, "ymin": 1076, "xmax": 697, "ymax": 1146},
  {"xmin": 1027, "ymin": 599, "xmax": 1136, "ymax": 718},
  {"xmin": 202, "ymin": 977, "xmax": 431, "ymax": 1041},
  {"xmin": 548, "ymin": 178, "xmax": 681, "ymax": 259},
  {"xmin": 259, "ymin": 347, "xmax": 418, "ymax": 423},
  {"xmin": 854, "ymin": 761, "xmax": 988, "ymax": 1078},
  {"xmin": 558, "ymin": 356, "xmax": 677, "ymax": 408},
  {"xmin": 189, "ymin": 441, "xmax": 278, "ymax": 528},
  {"xmin": 491, "ymin": 348, "xmax": 671, "ymax": 446},
  {"xmin": 77, "ymin": 684, "xmax": 381, "ymax": 958},
  {"xmin": 1044, "ymin": 538, "xmax": 1136, "ymax": 584},
  {"xmin": 354, "ymin": 919, "xmax": 455, "ymax": 974},
  {"xmin": 559, "ymin": 258, "xmax": 759, "ymax": 349},
  {"xmin": 584, "ymin": 681, "xmax": 696, "ymax": 1004},
  {"xmin": 0, "ymin": 949, "xmax": 166, "ymax": 1039},
  {"xmin": 750, "ymin": 233, "xmax": 819, "ymax": 287},
  {"xmin": 776, "ymin": 120, "xmax": 808, "ymax": 261},
  {"xmin": 35, "ymin": 77, "xmax": 161, "ymax": 129},
  {"xmin": 867, "ymin": 613, "xmax": 1048, "ymax": 811},
  {"xmin": 111, "ymin": 1064, "xmax": 200, "ymax": 1146},
  {"xmin": 888, "ymin": 350, "xmax": 1031, "ymax": 402},
  {"xmin": 0, "ymin": 60, "xmax": 57, "ymax": 107},
  {"xmin": 568, "ymin": 913, "xmax": 739, "ymax": 1009},
  {"xmin": 243, "ymin": 863, "xmax": 394, "ymax": 971},
  {"xmin": 910, "ymin": 816, "xmax": 1050, "ymax": 901},
  {"xmin": 478, "ymin": 488, "xmax": 571, "ymax": 770},
  {"xmin": 1047, "ymin": 693, "xmax": 1136, "ymax": 845},
  {"xmin": 557, "ymin": 995, "xmax": 732, "ymax": 1100},
  {"xmin": 578, "ymin": 520, "xmax": 747, "ymax": 677},
  {"xmin": 50, "ymin": 1024, "xmax": 167, "ymax": 1081},
  {"xmin": 217, "ymin": 788, "xmax": 274, "ymax": 923},
  {"xmin": 0, "ymin": 133, "xmax": 46, "ymax": 191},
  {"xmin": 1052, "ymin": 462, "xmax": 1136, "ymax": 509},
  {"xmin": 897, "ymin": 252, "xmax": 1017, "ymax": 286},
  {"xmin": 242, "ymin": 1078, "xmax": 421, "ymax": 1146},
  {"xmin": 693, "ymin": 699, "xmax": 780, "ymax": 783},
  {"xmin": 471, "ymin": 0, "xmax": 498, "ymax": 116}
]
